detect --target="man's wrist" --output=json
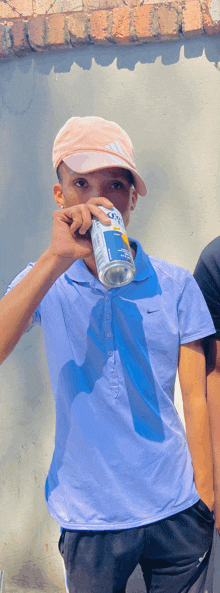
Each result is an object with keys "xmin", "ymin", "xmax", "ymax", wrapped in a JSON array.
[{"xmin": 41, "ymin": 248, "xmax": 76, "ymax": 278}]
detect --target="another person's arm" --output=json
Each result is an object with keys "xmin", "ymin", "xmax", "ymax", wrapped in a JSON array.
[
  {"xmin": 0, "ymin": 198, "xmax": 112, "ymax": 365},
  {"xmin": 178, "ymin": 339, "xmax": 214, "ymax": 512},
  {"xmin": 193, "ymin": 237, "xmax": 220, "ymax": 532},
  {"xmin": 206, "ymin": 337, "xmax": 220, "ymax": 533}
]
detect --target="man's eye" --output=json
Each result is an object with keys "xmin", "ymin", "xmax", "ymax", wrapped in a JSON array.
[
  {"xmin": 111, "ymin": 182, "xmax": 123, "ymax": 189},
  {"xmin": 75, "ymin": 180, "xmax": 86, "ymax": 187}
]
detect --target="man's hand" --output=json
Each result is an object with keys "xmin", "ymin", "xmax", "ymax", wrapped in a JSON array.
[{"xmin": 48, "ymin": 197, "xmax": 113, "ymax": 264}]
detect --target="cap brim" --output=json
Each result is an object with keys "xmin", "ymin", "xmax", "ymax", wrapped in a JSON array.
[{"xmin": 63, "ymin": 152, "xmax": 147, "ymax": 196}]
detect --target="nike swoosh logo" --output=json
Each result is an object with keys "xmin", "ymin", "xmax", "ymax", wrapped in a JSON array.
[
  {"xmin": 147, "ymin": 310, "xmax": 159, "ymax": 314},
  {"xmin": 196, "ymin": 548, "xmax": 209, "ymax": 567}
]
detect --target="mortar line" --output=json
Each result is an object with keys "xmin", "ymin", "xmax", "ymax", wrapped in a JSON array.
[{"xmin": 45, "ymin": 0, "xmax": 58, "ymax": 14}]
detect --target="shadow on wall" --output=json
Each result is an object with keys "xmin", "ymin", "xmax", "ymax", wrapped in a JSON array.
[
  {"xmin": 1, "ymin": 35, "xmax": 220, "ymax": 119},
  {"xmin": 0, "ymin": 36, "xmax": 220, "ymax": 78},
  {"xmin": 1, "ymin": 35, "xmax": 220, "ymax": 120}
]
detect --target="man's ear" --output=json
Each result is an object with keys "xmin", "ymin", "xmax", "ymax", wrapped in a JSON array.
[
  {"xmin": 53, "ymin": 184, "xmax": 65, "ymax": 208},
  {"xmin": 130, "ymin": 189, "xmax": 138, "ymax": 212}
]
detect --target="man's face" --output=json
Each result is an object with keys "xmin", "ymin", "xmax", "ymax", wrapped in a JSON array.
[{"xmin": 53, "ymin": 163, "xmax": 138, "ymax": 228}]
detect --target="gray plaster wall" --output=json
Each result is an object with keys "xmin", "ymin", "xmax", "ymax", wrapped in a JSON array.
[{"xmin": 1, "ymin": 37, "xmax": 220, "ymax": 592}]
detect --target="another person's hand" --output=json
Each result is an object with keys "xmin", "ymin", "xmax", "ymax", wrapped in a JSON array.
[{"xmin": 48, "ymin": 197, "xmax": 113, "ymax": 264}]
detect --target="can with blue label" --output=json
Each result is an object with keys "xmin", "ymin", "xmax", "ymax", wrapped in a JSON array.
[{"xmin": 90, "ymin": 206, "xmax": 136, "ymax": 287}]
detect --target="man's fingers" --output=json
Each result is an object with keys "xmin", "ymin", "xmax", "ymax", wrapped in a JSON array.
[
  {"xmin": 74, "ymin": 208, "xmax": 91, "ymax": 235},
  {"xmin": 69, "ymin": 213, "xmax": 84, "ymax": 233},
  {"xmin": 61, "ymin": 197, "xmax": 113, "ymax": 215},
  {"xmin": 88, "ymin": 204, "xmax": 111, "ymax": 225},
  {"xmin": 69, "ymin": 209, "xmax": 92, "ymax": 235},
  {"xmin": 61, "ymin": 200, "xmax": 113, "ymax": 235},
  {"xmin": 87, "ymin": 197, "xmax": 113, "ymax": 209}
]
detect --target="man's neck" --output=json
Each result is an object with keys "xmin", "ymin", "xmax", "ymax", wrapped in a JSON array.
[{"xmin": 83, "ymin": 254, "xmax": 100, "ymax": 282}]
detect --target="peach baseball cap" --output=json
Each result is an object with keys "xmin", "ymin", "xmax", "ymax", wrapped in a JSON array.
[{"xmin": 52, "ymin": 116, "xmax": 147, "ymax": 196}]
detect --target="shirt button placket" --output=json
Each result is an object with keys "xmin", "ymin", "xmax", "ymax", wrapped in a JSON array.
[{"xmin": 105, "ymin": 296, "xmax": 118, "ymax": 398}]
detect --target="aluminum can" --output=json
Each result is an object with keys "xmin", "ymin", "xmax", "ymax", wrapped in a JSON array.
[{"xmin": 90, "ymin": 206, "xmax": 136, "ymax": 287}]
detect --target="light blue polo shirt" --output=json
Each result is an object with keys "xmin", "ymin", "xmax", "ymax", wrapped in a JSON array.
[{"xmin": 6, "ymin": 240, "xmax": 215, "ymax": 530}]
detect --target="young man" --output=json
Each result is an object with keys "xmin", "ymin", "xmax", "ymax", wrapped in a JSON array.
[
  {"xmin": 0, "ymin": 116, "xmax": 216, "ymax": 593},
  {"xmin": 194, "ymin": 237, "xmax": 220, "ymax": 537}
]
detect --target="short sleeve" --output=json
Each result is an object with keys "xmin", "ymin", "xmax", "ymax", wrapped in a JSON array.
[
  {"xmin": 194, "ymin": 238, "xmax": 220, "ymax": 339},
  {"xmin": 5, "ymin": 263, "xmax": 41, "ymax": 331},
  {"xmin": 178, "ymin": 271, "xmax": 216, "ymax": 344}
]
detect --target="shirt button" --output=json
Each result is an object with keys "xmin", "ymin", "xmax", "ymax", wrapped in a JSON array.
[
  {"xmin": 107, "ymin": 332, "xmax": 112, "ymax": 338},
  {"xmin": 108, "ymin": 351, "xmax": 113, "ymax": 357},
  {"xmin": 106, "ymin": 296, "xmax": 110, "ymax": 301},
  {"xmin": 106, "ymin": 315, "xmax": 111, "ymax": 321},
  {"xmin": 111, "ymin": 371, "xmax": 116, "ymax": 377}
]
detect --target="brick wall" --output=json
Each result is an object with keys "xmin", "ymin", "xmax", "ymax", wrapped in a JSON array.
[{"xmin": 0, "ymin": 0, "xmax": 219, "ymax": 59}]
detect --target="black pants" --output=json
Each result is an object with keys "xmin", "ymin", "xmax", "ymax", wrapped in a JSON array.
[{"xmin": 58, "ymin": 499, "xmax": 214, "ymax": 593}]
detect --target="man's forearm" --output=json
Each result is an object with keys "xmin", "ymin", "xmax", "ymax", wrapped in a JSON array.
[
  {"xmin": 178, "ymin": 342, "xmax": 214, "ymax": 510},
  {"xmin": 0, "ymin": 249, "xmax": 73, "ymax": 364},
  {"xmin": 207, "ymin": 368, "xmax": 220, "ymax": 521},
  {"xmin": 182, "ymin": 390, "xmax": 214, "ymax": 509}
]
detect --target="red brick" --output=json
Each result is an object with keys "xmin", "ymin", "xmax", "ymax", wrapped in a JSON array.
[
  {"xmin": 157, "ymin": 2, "xmax": 179, "ymax": 39},
  {"xmin": 182, "ymin": 0, "xmax": 203, "ymax": 36},
  {"xmin": 133, "ymin": 5, "xmax": 157, "ymax": 40},
  {"xmin": 85, "ymin": 0, "xmax": 123, "ymax": 8},
  {"xmin": 0, "ymin": 0, "xmax": 32, "ymax": 19},
  {"xmin": 124, "ymin": 0, "xmax": 140, "ymax": 7},
  {"xmin": 33, "ymin": 0, "xmax": 82, "ymax": 16},
  {"xmin": 1, "ymin": 0, "xmax": 219, "ymax": 61},
  {"xmin": 111, "ymin": 6, "xmax": 131, "ymax": 43},
  {"xmin": 11, "ymin": 19, "xmax": 30, "ymax": 54},
  {"xmin": 28, "ymin": 16, "xmax": 46, "ymax": 51},
  {"xmin": 33, "ymin": 0, "xmax": 53, "ymax": 15},
  {"xmin": 201, "ymin": 0, "xmax": 220, "ymax": 34},
  {"xmin": 46, "ymin": 13, "xmax": 69, "ymax": 48},
  {"xmin": 67, "ymin": 13, "xmax": 88, "ymax": 45},
  {"xmin": 90, "ymin": 10, "xmax": 111, "ymax": 42}
]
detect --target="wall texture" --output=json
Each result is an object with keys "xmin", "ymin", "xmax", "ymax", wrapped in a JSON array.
[
  {"xmin": 0, "ymin": 0, "xmax": 220, "ymax": 59},
  {"xmin": 1, "ymin": 2, "xmax": 220, "ymax": 592},
  {"xmin": 1, "ymin": 36, "xmax": 220, "ymax": 591}
]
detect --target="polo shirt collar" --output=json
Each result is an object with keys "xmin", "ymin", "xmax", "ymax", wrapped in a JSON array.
[{"xmin": 64, "ymin": 239, "xmax": 153, "ymax": 285}]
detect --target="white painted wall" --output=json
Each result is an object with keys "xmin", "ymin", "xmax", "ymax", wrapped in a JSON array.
[{"xmin": 1, "ymin": 36, "xmax": 220, "ymax": 591}]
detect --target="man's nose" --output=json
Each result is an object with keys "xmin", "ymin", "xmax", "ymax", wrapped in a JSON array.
[{"xmin": 89, "ymin": 185, "xmax": 103, "ymax": 198}]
